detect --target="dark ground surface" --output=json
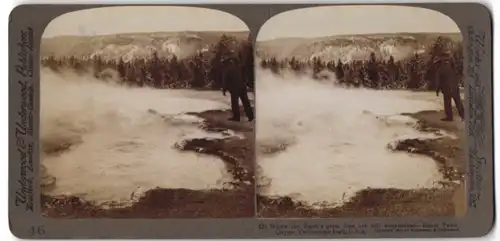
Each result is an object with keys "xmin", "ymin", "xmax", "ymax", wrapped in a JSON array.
[
  {"xmin": 41, "ymin": 106, "xmax": 255, "ymax": 218},
  {"xmin": 257, "ymin": 109, "xmax": 466, "ymax": 218}
]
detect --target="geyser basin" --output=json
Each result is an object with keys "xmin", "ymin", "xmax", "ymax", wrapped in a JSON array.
[
  {"xmin": 256, "ymin": 72, "xmax": 446, "ymax": 207},
  {"xmin": 41, "ymin": 70, "xmax": 236, "ymax": 204}
]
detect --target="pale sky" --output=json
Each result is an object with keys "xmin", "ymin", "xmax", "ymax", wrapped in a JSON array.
[
  {"xmin": 42, "ymin": 6, "xmax": 248, "ymax": 38},
  {"xmin": 257, "ymin": 5, "xmax": 461, "ymax": 41}
]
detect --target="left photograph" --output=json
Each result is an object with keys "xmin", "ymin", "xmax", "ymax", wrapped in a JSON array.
[{"xmin": 40, "ymin": 6, "xmax": 255, "ymax": 218}]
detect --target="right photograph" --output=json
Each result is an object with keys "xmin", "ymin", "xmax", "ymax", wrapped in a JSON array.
[{"xmin": 255, "ymin": 5, "xmax": 466, "ymax": 218}]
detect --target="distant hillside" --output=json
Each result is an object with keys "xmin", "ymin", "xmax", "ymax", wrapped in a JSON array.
[
  {"xmin": 256, "ymin": 32, "xmax": 462, "ymax": 63},
  {"xmin": 41, "ymin": 31, "xmax": 249, "ymax": 61}
]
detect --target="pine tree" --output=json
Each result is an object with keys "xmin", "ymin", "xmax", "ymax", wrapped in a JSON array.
[
  {"xmin": 367, "ymin": 52, "xmax": 379, "ymax": 88},
  {"xmin": 92, "ymin": 55, "xmax": 101, "ymax": 78},
  {"xmin": 407, "ymin": 53, "xmax": 421, "ymax": 89},
  {"xmin": 189, "ymin": 52, "xmax": 205, "ymax": 88},
  {"xmin": 387, "ymin": 55, "xmax": 399, "ymax": 87},
  {"xmin": 335, "ymin": 59, "xmax": 345, "ymax": 83},
  {"xmin": 148, "ymin": 52, "xmax": 162, "ymax": 88},
  {"xmin": 117, "ymin": 57, "xmax": 126, "ymax": 81},
  {"xmin": 237, "ymin": 34, "xmax": 254, "ymax": 89},
  {"xmin": 209, "ymin": 35, "xmax": 233, "ymax": 89}
]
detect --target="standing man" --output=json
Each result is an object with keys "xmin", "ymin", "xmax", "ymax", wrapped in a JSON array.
[
  {"xmin": 222, "ymin": 55, "xmax": 254, "ymax": 122},
  {"xmin": 434, "ymin": 54, "xmax": 465, "ymax": 121}
]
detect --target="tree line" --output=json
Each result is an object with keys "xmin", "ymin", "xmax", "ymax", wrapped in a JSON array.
[
  {"xmin": 259, "ymin": 36, "xmax": 463, "ymax": 90},
  {"xmin": 41, "ymin": 34, "xmax": 255, "ymax": 90}
]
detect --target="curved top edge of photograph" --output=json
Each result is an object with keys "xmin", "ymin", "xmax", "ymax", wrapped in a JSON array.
[
  {"xmin": 256, "ymin": 5, "xmax": 461, "ymax": 41},
  {"xmin": 42, "ymin": 6, "xmax": 249, "ymax": 39}
]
